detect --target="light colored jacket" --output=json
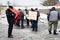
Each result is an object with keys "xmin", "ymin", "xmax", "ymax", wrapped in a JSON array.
[{"xmin": 49, "ymin": 11, "xmax": 59, "ymax": 21}]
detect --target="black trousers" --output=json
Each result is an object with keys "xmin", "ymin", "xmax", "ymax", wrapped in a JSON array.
[
  {"xmin": 8, "ymin": 19, "xmax": 14, "ymax": 37},
  {"xmin": 26, "ymin": 18, "xmax": 29, "ymax": 26},
  {"xmin": 21, "ymin": 20, "xmax": 24, "ymax": 28},
  {"xmin": 16, "ymin": 19, "xmax": 20, "ymax": 27},
  {"xmin": 32, "ymin": 20, "xmax": 38, "ymax": 31}
]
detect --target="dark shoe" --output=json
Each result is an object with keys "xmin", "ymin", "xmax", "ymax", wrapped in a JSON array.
[
  {"xmin": 35, "ymin": 29, "xmax": 38, "ymax": 32},
  {"xmin": 8, "ymin": 35, "xmax": 13, "ymax": 38},
  {"xmin": 59, "ymin": 30, "xmax": 60, "ymax": 32},
  {"xmin": 31, "ymin": 26, "xmax": 32, "ymax": 28},
  {"xmin": 17, "ymin": 25, "xmax": 20, "ymax": 27},
  {"xmin": 53, "ymin": 30, "xmax": 58, "ymax": 35},
  {"xmin": 21, "ymin": 27, "xmax": 25, "ymax": 29},
  {"xmin": 49, "ymin": 31, "xmax": 52, "ymax": 34},
  {"xmin": 53, "ymin": 33, "xmax": 58, "ymax": 35},
  {"xmin": 27, "ymin": 26, "xmax": 29, "ymax": 28},
  {"xmin": 35, "ymin": 30, "xmax": 38, "ymax": 32},
  {"xmin": 32, "ymin": 30, "xmax": 34, "ymax": 31}
]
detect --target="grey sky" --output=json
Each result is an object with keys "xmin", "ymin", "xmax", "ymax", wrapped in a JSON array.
[{"xmin": 0, "ymin": 0, "xmax": 45, "ymax": 6}]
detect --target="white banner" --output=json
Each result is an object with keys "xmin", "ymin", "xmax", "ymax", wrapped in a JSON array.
[{"xmin": 28, "ymin": 11, "xmax": 37, "ymax": 20}]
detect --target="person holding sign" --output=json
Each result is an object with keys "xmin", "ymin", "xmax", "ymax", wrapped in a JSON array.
[
  {"xmin": 35, "ymin": 8, "xmax": 40, "ymax": 26},
  {"xmin": 29, "ymin": 8, "xmax": 40, "ymax": 32}
]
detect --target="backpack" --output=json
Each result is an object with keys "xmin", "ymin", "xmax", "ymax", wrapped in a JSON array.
[{"xmin": 49, "ymin": 11, "xmax": 59, "ymax": 21}]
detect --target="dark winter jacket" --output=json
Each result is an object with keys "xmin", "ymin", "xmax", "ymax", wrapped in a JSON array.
[
  {"xmin": 20, "ymin": 11, "xmax": 24, "ymax": 21},
  {"xmin": 6, "ymin": 9, "xmax": 16, "ymax": 23}
]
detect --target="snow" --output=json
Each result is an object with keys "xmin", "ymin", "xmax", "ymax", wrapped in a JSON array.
[
  {"xmin": 0, "ymin": 14, "xmax": 8, "ymax": 25},
  {"xmin": 39, "ymin": 13, "xmax": 48, "ymax": 23},
  {"xmin": 0, "ymin": 0, "xmax": 43, "ymax": 6},
  {"xmin": 0, "ymin": 13, "xmax": 48, "ymax": 24}
]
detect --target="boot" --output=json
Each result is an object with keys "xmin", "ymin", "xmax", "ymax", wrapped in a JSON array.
[
  {"xmin": 53, "ymin": 30, "xmax": 58, "ymax": 35},
  {"xmin": 49, "ymin": 31, "xmax": 52, "ymax": 34},
  {"xmin": 8, "ymin": 35, "xmax": 13, "ymax": 38}
]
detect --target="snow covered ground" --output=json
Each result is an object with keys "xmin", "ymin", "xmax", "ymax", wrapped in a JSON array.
[
  {"xmin": 39, "ymin": 13, "xmax": 48, "ymax": 23},
  {"xmin": 0, "ymin": 13, "xmax": 48, "ymax": 25},
  {"xmin": 0, "ymin": 14, "xmax": 8, "ymax": 25}
]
